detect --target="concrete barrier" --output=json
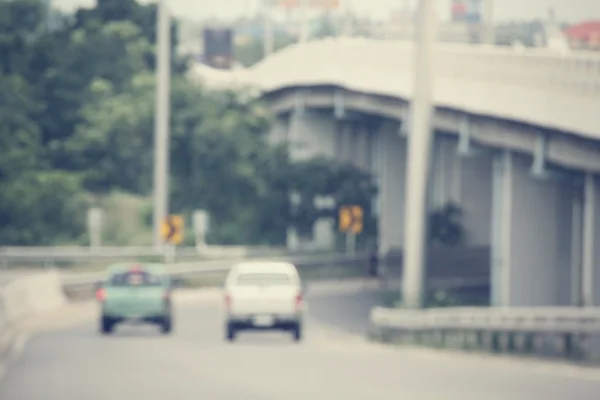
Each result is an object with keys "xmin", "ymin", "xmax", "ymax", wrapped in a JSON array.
[{"xmin": 0, "ymin": 270, "xmax": 67, "ymax": 359}]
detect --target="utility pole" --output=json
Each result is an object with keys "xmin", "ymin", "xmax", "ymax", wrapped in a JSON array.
[
  {"xmin": 153, "ymin": 1, "xmax": 171, "ymax": 248},
  {"xmin": 402, "ymin": 0, "xmax": 437, "ymax": 309}
]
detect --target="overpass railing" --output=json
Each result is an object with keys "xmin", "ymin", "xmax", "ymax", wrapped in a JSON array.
[
  {"xmin": 257, "ymin": 38, "xmax": 600, "ymax": 100},
  {"xmin": 435, "ymin": 43, "xmax": 600, "ymax": 99},
  {"xmin": 369, "ymin": 306, "xmax": 600, "ymax": 362}
]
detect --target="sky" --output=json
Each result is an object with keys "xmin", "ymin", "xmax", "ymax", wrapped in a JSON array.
[{"xmin": 51, "ymin": 0, "xmax": 600, "ymax": 23}]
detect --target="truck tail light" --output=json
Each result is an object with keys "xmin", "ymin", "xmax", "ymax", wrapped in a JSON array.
[
  {"xmin": 96, "ymin": 288, "xmax": 106, "ymax": 302},
  {"xmin": 295, "ymin": 293, "xmax": 303, "ymax": 310},
  {"xmin": 130, "ymin": 264, "xmax": 142, "ymax": 272},
  {"xmin": 225, "ymin": 293, "xmax": 232, "ymax": 310},
  {"xmin": 162, "ymin": 291, "xmax": 171, "ymax": 303}
]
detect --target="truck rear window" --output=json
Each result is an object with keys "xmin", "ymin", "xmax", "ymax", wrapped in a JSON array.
[
  {"xmin": 109, "ymin": 271, "xmax": 162, "ymax": 287},
  {"xmin": 236, "ymin": 272, "xmax": 291, "ymax": 286}
]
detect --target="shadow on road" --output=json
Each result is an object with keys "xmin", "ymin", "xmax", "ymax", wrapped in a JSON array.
[{"xmin": 306, "ymin": 284, "xmax": 381, "ymax": 337}]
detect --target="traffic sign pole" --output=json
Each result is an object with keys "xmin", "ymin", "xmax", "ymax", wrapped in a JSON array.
[
  {"xmin": 164, "ymin": 244, "xmax": 176, "ymax": 264},
  {"xmin": 87, "ymin": 208, "xmax": 103, "ymax": 248},
  {"xmin": 345, "ymin": 232, "xmax": 355, "ymax": 255},
  {"xmin": 193, "ymin": 210, "xmax": 209, "ymax": 250},
  {"xmin": 153, "ymin": 1, "xmax": 171, "ymax": 248}
]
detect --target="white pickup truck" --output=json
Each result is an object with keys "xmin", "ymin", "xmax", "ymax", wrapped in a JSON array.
[{"xmin": 222, "ymin": 261, "xmax": 304, "ymax": 342}]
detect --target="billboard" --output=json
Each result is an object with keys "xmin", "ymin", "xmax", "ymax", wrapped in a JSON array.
[
  {"xmin": 451, "ymin": 0, "xmax": 482, "ymax": 23},
  {"xmin": 202, "ymin": 27, "xmax": 234, "ymax": 70}
]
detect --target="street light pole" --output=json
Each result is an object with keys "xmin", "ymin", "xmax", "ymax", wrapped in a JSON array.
[
  {"xmin": 153, "ymin": 0, "xmax": 171, "ymax": 248},
  {"xmin": 402, "ymin": 0, "xmax": 437, "ymax": 309}
]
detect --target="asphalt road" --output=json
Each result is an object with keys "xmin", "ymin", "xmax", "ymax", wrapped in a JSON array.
[{"xmin": 2, "ymin": 283, "xmax": 600, "ymax": 399}]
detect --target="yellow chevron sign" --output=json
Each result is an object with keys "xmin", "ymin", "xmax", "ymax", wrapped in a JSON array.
[
  {"xmin": 339, "ymin": 205, "xmax": 363, "ymax": 234},
  {"xmin": 161, "ymin": 215, "xmax": 184, "ymax": 245}
]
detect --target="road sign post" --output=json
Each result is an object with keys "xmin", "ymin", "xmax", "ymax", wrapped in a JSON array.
[
  {"xmin": 87, "ymin": 208, "xmax": 104, "ymax": 248},
  {"xmin": 345, "ymin": 231, "xmax": 356, "ymax": 255},
  {"xmin": 193, "ymin": 210, "xmax": 209, "ymax": 249},
  {"xmin": 164, "ymin": 244, "xmax": 176, "ymax": 264},
  {"xmin": 339, "ymin": 205, "xmax": 363, "ymax": 254}
]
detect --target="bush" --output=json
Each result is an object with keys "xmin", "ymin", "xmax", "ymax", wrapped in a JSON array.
[{"xmin": 429, "ymin": 202, "xmax": 465, "ymax": 247}]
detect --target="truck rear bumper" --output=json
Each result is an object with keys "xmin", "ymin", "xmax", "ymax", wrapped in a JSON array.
[
  {"xmin": 103, "ymin": 313, "xmax": 170, "ymax": 325},
  {"xmin": 227, "ymin": 313, "xmax": 301, "ymax": 330}
]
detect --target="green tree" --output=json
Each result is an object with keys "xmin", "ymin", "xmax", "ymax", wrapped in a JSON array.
[
  {"xmin": 313, "ymin": 13, "xmax": 338, "ymax": 39},
  {"xmin": 429, "ymin": 202, "xmax": 465, "ymax": 247},
  {"xmin": 67, "ymin": 73, "xmax": 155, "ymax": 194},
  {"xmin": 286, "ymin": 156, "xmax": 378, "ymax": 241},
  {"xmin": 0, "ymin": 0, "xmax": 380, "ymax": 247},
  {"xmin": 0, "ymin": 57, "xmax": 88, "ymax": 245},
  {"xmin": 0, "ymin": 171, "xmax": 88, "ymax": 245},
  {"xmin": 234, "ymin": 33, "xmax": 296, "ymax": 67}
]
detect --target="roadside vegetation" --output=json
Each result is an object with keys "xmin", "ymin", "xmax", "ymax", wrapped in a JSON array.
[{"xmin": 0, "ymin": 0, "xmax": 377, "ymax": 247}]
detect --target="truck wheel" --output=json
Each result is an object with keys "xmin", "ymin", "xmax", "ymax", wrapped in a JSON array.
[
  {"xmin": 160, "ymin": 316, "xmax": 172, "ymax": 334},
  {"xmin": 292, "ymin": 323, "xmax": 302, "ymax": 342},
  {"xmin": 100, "ymin": 316, "xmax": 114, "ymax": 335},
  {"xmin": 226, "ymin": 323, "xmax": 236, "ymax": 342}
]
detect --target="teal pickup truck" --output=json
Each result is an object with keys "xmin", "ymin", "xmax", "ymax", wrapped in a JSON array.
[{"xmin": 96, "ymin": 263, "xmax": 173, "ymax": 335}]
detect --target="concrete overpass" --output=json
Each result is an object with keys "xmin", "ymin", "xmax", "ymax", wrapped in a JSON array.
[{"xmin": 189, "ymin": 38, "xmax": 600, "ymax": 308}]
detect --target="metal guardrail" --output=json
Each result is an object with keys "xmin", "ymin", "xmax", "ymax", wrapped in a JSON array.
[
  {"xmin": 371, "ymin": 307, "xmax": 600, "ymax": 333},
  {"xmin": 60, "ymin": 252, "xmax": 370, "ymax": 296},
  {"xmin": 0, "ymin": 245, "xmax": 283, "ymax": 261},
  {"xmin": 369, "ymin": 306, "xmax": 600, "ymax": 362}
]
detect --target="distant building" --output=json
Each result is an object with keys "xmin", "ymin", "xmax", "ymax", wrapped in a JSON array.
[
  {"xmin": 375, "ymin": 3, "xmax": 474, "ymax": 43},
  {"xmin": 376, "ymin": 20, "xmax": 473, "ymax": 44},
  {"xmin": 564, "ymin": 21, "xmax": 600, "ymax": 50},
  {"xmin": 451, "ymin": 0, "xmax": 483, "ymax": 24}
]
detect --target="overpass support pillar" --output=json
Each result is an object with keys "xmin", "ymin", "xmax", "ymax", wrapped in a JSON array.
[
  {"xmin": 375, "ymin": 122, "xmax": 407, "ymax": 257},
  {"xmin": 582, "ymin": 173, "xmax": 600, "ymax": 306},
  {"xmin": 491, "ymin": 151, "xmax": 573, "ymax": 306},
  {"xmin": 430, "ymin": 133, "xmax": 493, "ymax": 247}
]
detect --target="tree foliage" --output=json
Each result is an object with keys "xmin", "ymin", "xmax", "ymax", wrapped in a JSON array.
[
  {"xmin": 0, "ymin": 0, "xmax": 378, "ymax": 246},
  {"xmin": 429, "ymin": 203, "xmax": 465, "ymax": 247}
]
